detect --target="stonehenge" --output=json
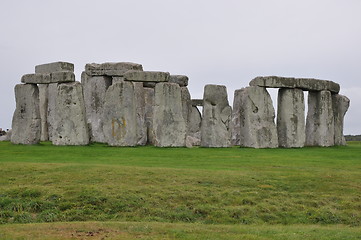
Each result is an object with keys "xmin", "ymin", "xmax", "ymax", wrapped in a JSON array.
[{"xmin": 11, "ymin": 62, "xmax": 350, "ymax": 148}]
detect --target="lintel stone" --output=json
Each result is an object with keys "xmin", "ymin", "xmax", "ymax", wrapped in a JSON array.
[
  {"xmin": 21, "ymin": 72, "xmax": 75, "ymax": 84},
  {"xmin": 35, "ymin": 61, "xmax": 74, "ymax": 73},
  {"xmin": 85, "ymin": 62, "xmax": 143, "ymax": 76},
  {"xmin": 124, "ymin": 70, "xmax": 170, "ymax": 82}
]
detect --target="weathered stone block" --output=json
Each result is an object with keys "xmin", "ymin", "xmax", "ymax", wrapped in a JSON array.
[
  {"xmin": 47, "ymin": 83, "xmax": 58, "ymax": 141},
  {"xmin": 35, "ymin": 61, "xmax": 74, "ymax": 74},
  {"xmin": 277, "ymin": 88, "xmax": 305, "ymax": 148},
  {"xmin": 21, "ymin": 72, "xmax": 75, "ymax": 84},
  {"xmin": 201, "ymin": 85, "xmax": 232, "ymax": 147},
  {"xmin": 170, "ymin": 75, "xmax": 188, "ymax": 87},
  {"xmin": 306, "ymin": 90, "xmax": 335, "ymax": 147},
  {"xmin": 231, "ymin": 89, "xmax": 243, "ymax": 146},
  {"xmin": 38, "ymin": 84, "xmax": 49, "ymax": 141},
  {"xmin": 144, "ymin": 87, "xmax": 155, "ymax": 145},
  {"xmin": 51, "ymin": 71, "xmax": 75, "ymax": 83},
  {"xmin": 134, "ymin": 82, "xmax": 147, "ymax": 145},
  {"xmin": 188, "ymin": 106, "xmax": 202, "ymax": 144},
  {"xmin": 153, "ymin": 83, "xmax": 187, "ymax": 147},
  {"xmin": 85, "ymin": 62, "xmax": 143, "ymax": 76},
  {"xmin": 11, "ymin": 84, "xmax": 41, "ymax": 144},
  {"xmin": 124, "ymin": 71, "xmax": 170, "ymax": 82},
  {"xmin": 332, "ymin": 94, "xmax": 350, "ymax": 146},
  {"xmin": 52, "ymin": 82, "xmax": 89, "ymax": 145},
  {"xmin": 238, "ymin": 86, "xmax": 278, "ymax": 148}
]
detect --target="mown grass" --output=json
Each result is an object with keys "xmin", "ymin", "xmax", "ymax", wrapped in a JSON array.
[{"xmin": 0, "ymin": 141, "xmax": 360, "ymax": 238}]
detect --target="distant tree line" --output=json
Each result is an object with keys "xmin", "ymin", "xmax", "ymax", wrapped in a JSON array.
[{"xmin": 345, "ymin": 135, "xmax": 361, "ymax": 141}]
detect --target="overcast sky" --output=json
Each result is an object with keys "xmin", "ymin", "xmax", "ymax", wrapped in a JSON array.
[{"xmin": 1, "ymin": 0, "xmax": 360, "ymax": 134}]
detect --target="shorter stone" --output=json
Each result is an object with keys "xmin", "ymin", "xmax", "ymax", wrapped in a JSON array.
[
  {"xmin": 191, "ymin": 99, "xmax": 203, "ymax": 106},
  {"xmin": 124, "ymin": 71, "xmax": 170, "ymax": 82},
  {"xmin": 35, "ymin": 61, "xmax": 74, "ymax": 74},
  {"xmin": 169, "ymin": 75, "xmax": 188, "ymax": 87},
  {"xmin": 85, "ymin": 62, "xmax": 143, "ymax": 76}
]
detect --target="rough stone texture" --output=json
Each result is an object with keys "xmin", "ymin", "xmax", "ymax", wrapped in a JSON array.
[
  {"xmin": 38, "ymin": 84, "xmax": 49, "ymax": 141},
  {"xmin": 52, "ymin": 82, "xmax": 89, "ymax": 146},
  {"xmin": 306, "ymin": 90, "xmax": 335, "ymax": 147},
  {"xmin": 169, "ymin": 75, "xmax": 188, "ymax": 87},
  {"xmin": 133, "ymin": 82, "xmax": 147, "ymax": 145},
  {"xmin": 51, "ymin": 71, "xmax": 75, "ymax": 83},
  {"xmin": 47, "ymin": 83, "xmax": 58, "ymax": 141},
  {"xmin": 124, "ymin": 71, "xmax": 170, "ymax": 82},
  {"xmin": 144, "ymin": 87, "xmax": 155, "ymax": 145},
  {"xmin": 250, "ymin": 76, "xmax": 340, "ymax": 93},
  {"xmin": 112, "ymin": 77, "xmax": 124, "ymax": 84},
  {"xmin": 191, "ymin": 99, "xmax": 203, "ymax": 106},
  {"xmin": 103, "ymin": 82, "xmax": 137, "ymax": 146},
  {"xmin": 153, "ymin": 83, "xmax": 187, "ymax": 147},
  {"xmin": 231, "ymin": 89, "xmax": 243, "ymax": 146},
  {"xmin": 85, "ymin": 62, "xmax": 143, "ymax": 76},
  {"xmin": 201, "ymin": 85, "xmax": 232, "ymax": 147},
  {"xmin": 332, "ymin": 94, "xmax": 350, "ymax": 146},
  {"xmin": 143, "ymin": 82, "xmax": 157, "ymax": 88},
  {"xmin": 35, "ymin": 61, "xmax": 74, "ymax": 74},
  {"xmin": 277, "ymin": 88, "xmax": 305, "ymax": 148},
  {"xmin": 21, "ymin": 72, "xmax": 75, "ymax": 84},
  {"xmin": 238, "ymin": 86, "xmax": 278, "ymax": 148},
  {"xmin": 188, "ymin": 106, "xmax": 202, "ymax": 144},
  {"xmin": 11, "ymin": 84, "xmax": 41, "ymax": 144},
  {"xmin": 180, "ymin": 87, "xmax": 192, "ymax": 128},
  {"xmin": 83, "ymin": 75, "xmax": 112, "ymax": 143}
]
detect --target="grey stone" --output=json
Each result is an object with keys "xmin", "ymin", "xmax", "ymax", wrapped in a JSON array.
[
  {"xmin": 103, "ymin": 82, "xmax": 137, "ymax": 146},
  {"xmin": 231, "ymin": 89, "xmax": 243, "ymax": 146},
  {"xmin": 83, "ymin": 75, "xmax": 112, "ymax": 143},
  {"xmin": 52, "ymin": 82, "xmax": 89, "ymax": 145},
  {"xmin": 201, "ymin": 84, "xmax": 232, "ymax": 147},
  {"xmin": 169, "ymin": 75, "xmax": 188, "ymax": 87},
  {"xmin": 144, "ymin": 87, "xmax": 155, "ymax": 145},
  {"xmin": 11, "ymin": 84, "xmax": 41, "ymax": 144},
  {"xmin": 238, "ymin": 86, "xmax": 278, "ymax": 148},
  {"xmin": 124, "ymin": 71, "xmax": 170, "ymax": 82},
  {"xmin": 47, "ymin": 83, "xmax": 58, "ymax": 141},
  {"xmin": 133, "ymin": 82, "xmax": 147, "ymax": 145},
  {"xmin": 180, "ymin": 87, "xmax": 192, "ymax": 128},
  {"xmin": 35, "ymin": 61, "xmax": 74, "ymax": 74},
  {"xmin": 51, "ymin": 71, "xmax": 75, "ymax": 83},
  {"xmin": 277, "ymin": 88, "xmax": 305, "ymax": 148},
  {"xmin": 21, "ymin": 72, "xmax": 75, "ymax": 84},
  {"xmin": 332, "ymin": 94, "xmax": 350, "ymax": 146},
  {"xmin": 250, "ymin": 76, "xmax": 340, "ymax": 93},
  {"xmin": 112, "ymin": 77, "xmax": 124, "ymax": 84},
  {"xmin": 187, "ymin": 106, "xmax": 202, "ymax": 145},
  {"xmin": 38, "ymin": 84, "xmax": 49, "ymax": 141},
  {"xmin": 85, "ymin": 62, "xmax": 143, "ymax": 76},
  {"xmin": 191, "ymin": 99, "xmax": 203, "ymax": 106},
  {"xmin": 306, "ymin": 90, "xmax": 335, "ymax": 147},
  {"xmin": 153, "ymin": 83, "xmax": 187, "ymax": 147},
  {"xmin": 185, "ymin": 136, "xmax": 200, "ymax": 148},
  {"xmin": 143, "ymin": 82, "xmax": 157, "ymax": 88}
]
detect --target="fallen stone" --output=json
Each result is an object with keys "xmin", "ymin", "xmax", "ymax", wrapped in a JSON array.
[
  {"xmin": 153, "ymin": 83, "xmax": 187, "ymax": 147},
  {"xmin": 144, "ymin": 87, "xmax": 155, "ymax": 145},
  {"xmin": 38, "ymin": 84, "xmax": 49, "ymax": 141},
  {"xmin": 277, "ymin": 88, "xmax": 305, "ymax": 148},
  {"xmin": 332, "ymin": 94, "xmax": 350, "ymax": 146},
  {"xmin": 85, "ymin": 62, "xmax": 143, "ymax": 76},
  {"xmin": 249, "ymin": 76, "xmax": 340, "ymax": 93},
  {"xmin": 35, "ymin": 61, "xmax": 74, "ymax": 74},
  {"xmin": 124, "ymin": 71, "xmax": 170, "ymax": 82},
  {"xmin": 11, "ymin": 84, "xmax": 41, "ymax": 144},
  {"xmin": 306, "ymin": 90, "xmax": 335, "ymax": 147},
  {"xmin": 52, "ymin": 82, "xmax": 89, "ymax": 145},
  {"xmin": 231, "ymin": 89, "xmax": 243, "ymax": 146},
  {"xmin": 191, "ymin": 99, "xmax": 203, "ymax": 107},
  {"xmin": 47, "ymin": 83, "xmax": 58, "ymax": 141},
  {"xmin": 201, "ymin": 84, "xmax": 232, "ymax": 147},
  {"xmin": 134, "ymin": 82, "xmax": 147, "ymax": 145},
  {"xmin": 103, "ymin": 81, "xmax": 137, "ymax": 146},
  {"xmin": 83, "ymin": 75, "xmax": 112, "ymax": 143},
  {"xmin": 169, "ymin": 75, "xmax": 188, "ymax": 87},
  {"xmin": 238, "ymin": 86, "xmax": 278, "ymax": 148}
]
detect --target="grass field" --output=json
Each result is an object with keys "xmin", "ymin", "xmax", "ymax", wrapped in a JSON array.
[{"xmin": 0, "ymin": 141, "xmax": 360, "ymax": 239}]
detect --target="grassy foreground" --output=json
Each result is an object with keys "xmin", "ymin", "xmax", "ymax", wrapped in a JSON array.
[{"xmin": 0, "ymin": 141, "xmax": 360, "ymax": 239}]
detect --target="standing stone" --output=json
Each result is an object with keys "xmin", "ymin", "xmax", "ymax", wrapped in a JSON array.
[
  {"xmin": 11, "ymin": 84, "xmax": 41, "ymax": 144},
  {"xmin": 231, "ymin": 89, "xmax": 243, "ymax": 146},
  {"xmin": 144, "ymin": 87, "xmax": 155, "ymax": 145},
  {"xmin": 180, "ymin": 87, "xmax": 192, "ymax": 128},
  {"xmin": 38, "ymin": 84, "xmax": 49, "ymax": 141},
  {"xmin": 47, "ymin": 83, "xmax": 58, "ymax": 141},
  {"xmin": 134, "ymin": 82, "xmax": 147, "ymax": 145},
  {"xmin": 153, "ymin": 83, "xmax": 187, "ymax": 147},
  {"xmin": 306, "ymin": 90, "xmax": 335, "ymax": 147},
  {"xmin": 332, "ymin": 94, "xmax": 350, "ymax": 146},
  {"xmin": 277, "ymin": 88, "xmax": 305, "ymax": 148},
  {"xmin": 188, "ymin": 106, "xmax": 202, "ymax": 145},
  {"xmin": 238, "ymin": 86, "xmax": 278, "ymax": 148},
  {"xmin": 82, "ymin": 75, "xmax": 112, "ymax": 143},
  {"xmin": 52, "ymin": 82, "xmax": 89, "ymax": 145},
  {"xmin": 201, "ymin": 85, "xmax": 232, "ymax": 147},
  {"xmin": 103, "ymin": 82, "xmax": 137, "ymax": 146}
]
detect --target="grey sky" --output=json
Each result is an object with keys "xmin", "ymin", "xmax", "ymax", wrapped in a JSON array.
[{"xmin": 1, "ymin": 0, "xmax": 360, "ymax": 134}]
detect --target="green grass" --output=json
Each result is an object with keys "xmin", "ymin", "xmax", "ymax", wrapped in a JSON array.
[{"xmin": 0, "ymin": 141, "xmax": 361, "ymax": 238}]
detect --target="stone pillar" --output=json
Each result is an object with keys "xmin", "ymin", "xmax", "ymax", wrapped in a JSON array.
[
  {"xmin": 277, "ymin": 88, "xmax": 305, "ymax": 148},
  {"xmin": 231, "ymin": 89, "xmax": 243, "ymax": 146},
  {"xmin": 11, "ymin": 84, "xmax": 41, "ymax": 144},
  {"xmin": 38, "ymin": 84, "xmax": 49, "ymax": 141},
  {"xmin": 133, "ymin": 82, "xmax": 147, "ymax": 145},
  {"xmin": 187, "ymin": 106, "xmax": 202, "ymax": 145},
  {"xmin": 306, "ymin": 90, "xmax": 335, "ymax": 147},
  {"xmin": 52, "ymin": 82, "xmax": 89, "ymax": 145},
  {"xmin": 201, "ymin": 84, "xmax": 232, "ymax": 147},
  {"xmin": 332, "ymin": 94, "xmax": 350, "ymax": 146},
  {"xmin": 47, "ymin": 83, "xmax": 58, "ymax": 141},
  {"xmin": 103, "ymin": 82, "xmax": 137, "ymax": 146},
  {"xmin": 144, "ymin": 87, "xmax": 155, "ymax": 145},
  {"xmin": 238, "ymin": 86, "xmax": 278, "ymax": 148},
  {"xmin": 153, "ymin": 83, "xmax": 187, "ymax": 147}
]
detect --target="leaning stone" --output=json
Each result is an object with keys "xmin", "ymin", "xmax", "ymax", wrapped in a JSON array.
[
  {"xmin": 52, "ymin": 82, "xmax": 89, "ymax": 146},
  {"xmin": 332, "ymin": 94, "xmax": 350, "ymax": 146},
  {"xmin": 231, "ymin": 89, "xmax": 243, "ymax": 146},
  {"xmin": 38, "ymin": 84, "xmax": 49, "ymax": 141},
  {"xmin": 11, "ymin": 84, "xmax": 41, "ymax": 144},
  {"xmin": 144, "ymin": 87, "xmax": 155, "ymax": 145},
  {"xmin": 238, "ymin": 86, "xmax": 278, "ymax": 148},
  {"xmin": 153, "ymin": 83, "xmax": 187, "ymax": 147},
  {"xmin": 83, "ymin": 76, "xmax": 112, "ymax": 143},
  {"xmin": 103, "ymin": 82, "xmax": 137, "ymax": 146},
  {"xmin": 306, "ymin": 90, "xmax": 335, "ymax": 147},
  {"xmin": 47, "ymin": 83, "xmax": 58, "ymax": 141},
  {"xmin": 124, "ymin": 71, "xmax": 170, "ymax": 82},
  {"xmin": 277, "ymin": 88, "xmax": 305, "ymax": 148},
  {"xmin": 85, "ymin": 62, "xmax": 143, "ymax": 76},
  {"xmin": 201, "ymin": 84, "xmax": 232, "ymax": 147},
  {"xmin": 134, "ymin": 82, "xmax": 147, "ymax": 145},
  {"xmin": 35, "ymin": 61, "xmax": 74, "ymax": 74},
  {"xmin": 191, "ymin": 99, "xmax": 203, "ymax": 106},
  {"xmin": 169, "ymin": 75, "xmax": 188, "ymax": 87},
  {"xmin": 249, "ymin": 76, "xmax": 340, "ymax": 93}
]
